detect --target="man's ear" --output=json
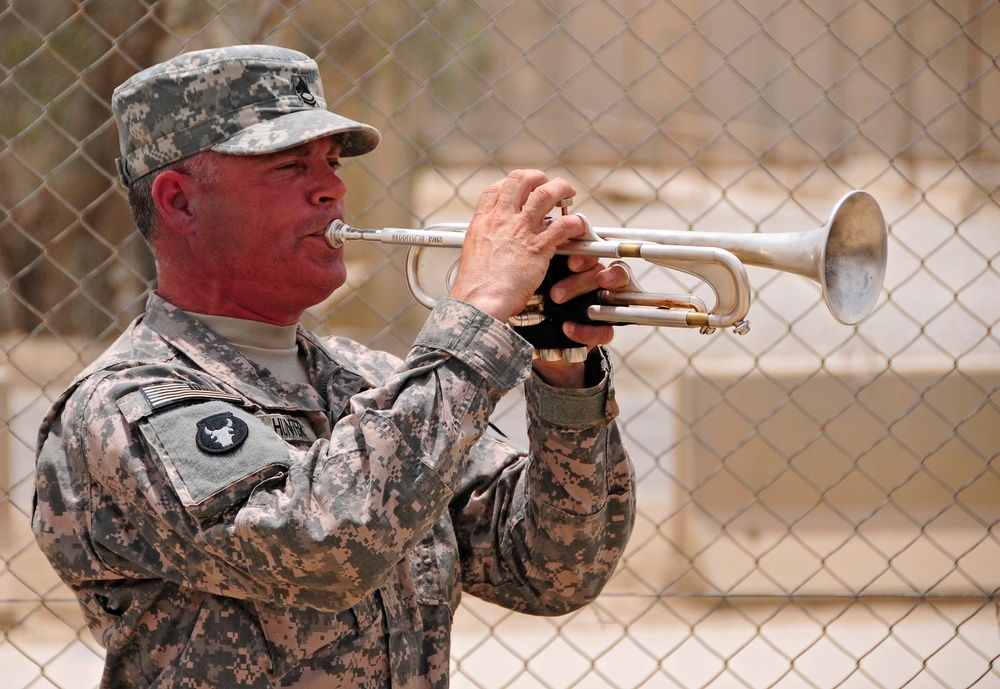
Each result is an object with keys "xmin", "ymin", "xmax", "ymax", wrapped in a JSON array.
[{"xmin": 152, "ymin": 170, "xmax": 198, "ymax": 236}]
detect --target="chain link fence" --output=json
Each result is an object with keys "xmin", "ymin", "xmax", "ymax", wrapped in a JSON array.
[{"xmin": 2, "ymin": 0, "xmax": 999, "ymax": 687}]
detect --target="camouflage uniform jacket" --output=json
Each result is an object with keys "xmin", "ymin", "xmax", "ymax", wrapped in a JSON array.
[{"xmin": 33, "ymin": 293, "xmax": 635, "ymax": 689}]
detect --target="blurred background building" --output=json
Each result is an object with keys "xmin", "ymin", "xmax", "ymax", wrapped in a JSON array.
[{"xmin": 1, "ymin": 1, "xmax": 998, "ymax": 687}]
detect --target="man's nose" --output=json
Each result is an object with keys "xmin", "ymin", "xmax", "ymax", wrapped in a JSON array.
[{"xmin": 313, "ymin": 167, "xmax": 347, "ymax": 206}]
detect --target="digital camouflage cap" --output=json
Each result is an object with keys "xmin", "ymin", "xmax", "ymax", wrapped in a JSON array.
[{"xmin": 112, "ymin": 44, "xmax": 381, "ymax": 186}]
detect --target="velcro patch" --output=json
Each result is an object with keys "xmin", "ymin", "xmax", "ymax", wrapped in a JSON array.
[
  {"xmin": 139, "ymin": 400, "xmax": 291, "ymax": 521},
  {"xmin": 258, "ymin": 414, "xmax": 318, "ymax": 445}
]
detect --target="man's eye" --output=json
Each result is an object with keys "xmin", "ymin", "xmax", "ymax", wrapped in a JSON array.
[{"xmin": 328, "ymin": 160, "xmax": 342, "ymax": 171}]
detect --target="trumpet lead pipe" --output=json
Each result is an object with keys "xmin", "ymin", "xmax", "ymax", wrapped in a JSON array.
[
  {"xmin": 326, "ymin": 220, "xmax": 468, "ymax": 249},
  {"xmin": 327, "ymin": 219, "xmax": 666, "ymax": 262}
]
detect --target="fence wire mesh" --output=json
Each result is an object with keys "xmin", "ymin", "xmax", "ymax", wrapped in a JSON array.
[{"xmin": 2, "ymin": 0, "xmax": 999, "ymax": 687}]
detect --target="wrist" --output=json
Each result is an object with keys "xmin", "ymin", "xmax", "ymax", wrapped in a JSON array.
[
  {"xmin": 532, "ymin": 358, "xmax": 586, "ymax": 388},
  {"xmin": 531, "ymin": 349, "xmax": 604, "ymax": 388}
]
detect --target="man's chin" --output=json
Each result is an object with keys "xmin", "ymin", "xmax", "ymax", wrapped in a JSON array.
[{"xmin": 301, "ymin": 271, "xmax": 348, "ymax": 307}]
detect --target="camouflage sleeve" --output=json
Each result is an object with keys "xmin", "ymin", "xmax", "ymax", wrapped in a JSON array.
[
  {"xmin": 235, "ymin": 299, "xmax": 533, "ymax": 608},
  {"xmin": 451, "ymin": 348, "xmax": 636, "ymax": 615},
  {"xmin": 47, "ymin": 298, "xmax": 533, "ymax": 612}
]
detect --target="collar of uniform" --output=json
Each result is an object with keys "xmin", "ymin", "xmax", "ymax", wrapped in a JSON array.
[
  {"xmin": 187, "ymin": 311, "xmax": 299, "ymax": 350},
  {"xmin": 142, "ymin": 292, "xmax": 327, "ymax": 412}
]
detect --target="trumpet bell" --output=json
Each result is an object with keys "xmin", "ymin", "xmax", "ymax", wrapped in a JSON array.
[
  {"xmin": 820, "ymin": 190, "xmax": 888, "ymax": 326},
  {"xmin": 598, "ymin": 190, "xmax": 888, "ymax": 326}
]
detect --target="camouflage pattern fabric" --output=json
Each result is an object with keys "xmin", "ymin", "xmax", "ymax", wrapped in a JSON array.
[
  {"xmin": 112, "ymin": 45, "xmax": 381, "ymax": 186},
  {"xmin": 32, "ymin": 292, "xmax": 635, "ymax": 688}
]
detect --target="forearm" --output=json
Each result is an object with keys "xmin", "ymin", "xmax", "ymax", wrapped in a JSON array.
[
  {"xmin": 523, "ymin": 353, "xmax": 624, "ymax": 514},
  {"xmin": 456, "ymin": 349, "xmax": 636, "ymax": 613},
  {"xmin": 226, "ymin": 300, "xmax": 535, "ymax": 601}
]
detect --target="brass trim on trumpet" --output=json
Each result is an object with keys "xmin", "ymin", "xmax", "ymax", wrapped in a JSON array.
[{"xmin": 616, "ymin": 243, "xmax": 645, "ymax": 259}]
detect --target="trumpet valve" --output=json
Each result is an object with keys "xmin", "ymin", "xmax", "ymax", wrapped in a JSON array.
[
  {"xmin": 535, "ymin": 347, "xmax": 589, "ymax": 363},
  {"xmin": 510, "ymin": 312, "xmax": 546, "ymax": 327},
  {"xmin": 508, "ymin": 294, "xmax": 546, "ymax": 327}
]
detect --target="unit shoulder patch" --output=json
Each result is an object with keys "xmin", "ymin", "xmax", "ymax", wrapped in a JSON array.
[{"xmin": 195, "ymin": 411, "xmax": 249, "ymax": 453}]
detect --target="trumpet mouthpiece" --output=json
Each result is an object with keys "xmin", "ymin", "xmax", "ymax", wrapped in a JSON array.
[{"xmin": 325, "ymin": 219, "xmax": 356, "ymax": 248}]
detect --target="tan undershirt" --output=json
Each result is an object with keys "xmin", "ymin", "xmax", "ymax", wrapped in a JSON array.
[{"xmin": 189, "ymin": 312, "xmax": 312, "ymax": 387}]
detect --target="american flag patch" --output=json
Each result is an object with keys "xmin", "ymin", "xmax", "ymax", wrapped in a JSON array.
[{"xmin": 141, "ymin": 382, "xmax": 243, "ymax": 411}]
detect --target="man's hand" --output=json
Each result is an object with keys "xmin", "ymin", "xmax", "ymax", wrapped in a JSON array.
[
  {"xmin": 449, "ymin": 170, "xmax": 589, "ymax": 322},
  {"xmin": 448, "ymin": 170, "xmax": 631, "ymax": 388},
  {"xmin": 531, "ymin": 254, "xmax": 630, "ymax": 388}
]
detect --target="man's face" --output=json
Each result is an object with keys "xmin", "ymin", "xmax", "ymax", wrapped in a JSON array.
[{"xmin": 183, "ymin": 136, "xmax": 349, "ymax": 322}]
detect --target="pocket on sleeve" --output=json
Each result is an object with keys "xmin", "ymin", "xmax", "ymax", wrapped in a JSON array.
[{"xmin": 137, "ymin": 401, "xmax": 293, "ymax": 523}]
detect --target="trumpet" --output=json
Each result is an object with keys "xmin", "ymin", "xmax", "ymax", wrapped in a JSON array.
[{"xmin": 326, "ymin": 190, "xmax": 888, "ymax": 359}]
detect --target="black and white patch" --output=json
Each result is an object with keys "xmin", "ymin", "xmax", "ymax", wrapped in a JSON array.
[
  {"xmin": 195, "ymin": 411, "xmax": 249, "ymax": 454},
  {"xmin": 293, "ymin": 76, "xmax": 318, "ymax": 107}
]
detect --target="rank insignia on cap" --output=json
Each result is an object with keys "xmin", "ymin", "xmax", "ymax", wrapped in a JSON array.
[
  {"xmin": 293, "ymin": 75, "xmax": 318, "ymax": 106},
  {"xmin": 196, "ymin": 412, "xmax": 249, "ymax": 454}
]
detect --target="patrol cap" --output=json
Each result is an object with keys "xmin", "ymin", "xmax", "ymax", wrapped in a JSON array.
[{"xmin": 112, "ymin": 44, "xmax": 381, "ymax": 186}]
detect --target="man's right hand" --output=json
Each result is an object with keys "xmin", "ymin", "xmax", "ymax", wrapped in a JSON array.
[{"xmin": 448, "ymin": 169, "xmax": 589, "ymax": 323}]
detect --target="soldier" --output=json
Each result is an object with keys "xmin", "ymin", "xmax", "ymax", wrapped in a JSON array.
[{"xmin": 32, "ymin": 45, "xmax": 635, "ymax": 688}]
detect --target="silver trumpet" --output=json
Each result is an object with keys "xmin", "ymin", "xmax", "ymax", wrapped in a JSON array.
[{"xmin": 326, "ymin": 190, "xmax": 888, "ymax": 355}]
